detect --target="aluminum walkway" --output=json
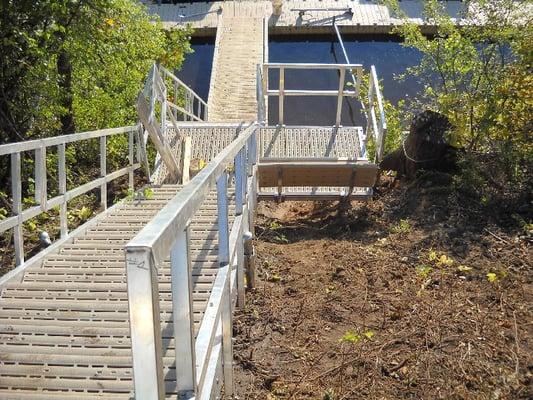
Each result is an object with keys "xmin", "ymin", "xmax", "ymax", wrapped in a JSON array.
[
  {"xmin": 0, "ymin": 186, "xmax": 233, "ymax": 399},
  {"xmin": 0, "ymin": 57, "xmax": 387, "ymax": 398}
]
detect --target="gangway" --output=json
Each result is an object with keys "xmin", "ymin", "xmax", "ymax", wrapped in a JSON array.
[{"xmin": 0, "ymin": 40, "xmax": 386, "ymax": 400}]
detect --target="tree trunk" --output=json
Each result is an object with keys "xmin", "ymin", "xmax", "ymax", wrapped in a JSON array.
[
  {"xmin": 380, "ymin": 110, "xmax": 458, "ymax": 178},
  {"xmin": 57, "ymin": 47, "xmax": 75, "ymax": 135}
]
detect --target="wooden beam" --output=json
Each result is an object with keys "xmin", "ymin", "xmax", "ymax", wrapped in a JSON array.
[
  {"xmin": 137, "ymin": 93, "xmax": 181, "ymax": 183},
  {"xmin": 258, "ymin": 160, "xmax": 378, "ymax": 188},
  {"xmin": 181, "ymin": 136, "xmax": 192, "ymax": 184}
]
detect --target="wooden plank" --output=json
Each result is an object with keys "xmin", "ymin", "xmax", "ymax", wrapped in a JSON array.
[
  {"xmin": 137, "ymin": 93, "xmax": 181, "ymax": 182},
  {"xmin": 181, "ymin": 136, "xmax": 192, "ymax": 183},
  {"xmin": 258, "ymin": 160, "xmax": 378, "ymax": 188}
]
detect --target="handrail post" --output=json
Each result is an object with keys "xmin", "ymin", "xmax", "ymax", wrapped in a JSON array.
[
  {"xmin": 35, "ymin": 147, "xmax": 47, "ymax": 209},
  {"xmin": 100, "ymin": 136, "xmax": 107, "ymax": 209},
  {"xmin": 173, "ymin": 79, "xmax": 179, "ymax": 120},
  {"xmin": 216, "ymin": 172, "xmax": 234, "ymax": 396},
  {"xmin": 125, "ymin": 247, "xmax": 165, "ymax": 400},
  {"xmin": 58, "ymin": 143, "xmax": 68, "ymax": 238},
  {"xmin": 161, "ymin": 81, "xmax": 167, "ymax": 135},
  {"xmin": 171, "ymin": 225, "xmax": 197, "ymax": 396},
  {"xmin": 11, "ymin": 152, "xmax": 24, "ymax": 266},
  {"xmin": 370, "ymin": 65, "xmax": 387, "ymax": 163},
  {"xmin": 365, "ymin": 73, "xmax": 375, "ymax": 154},
  {"xmin": 128, "ymin": 131, "xmax": 135, "ymax": 190},
  {"xmin": 278, "ymin": 66, "xmax": 285, "ymax": 125},
  {"xmin": 335, "ymin": 67, "xmax": 346, "ymax": 127},
  {"xmin": 234, "ymin": 150, "xmax": 244, "ymax": 216}
]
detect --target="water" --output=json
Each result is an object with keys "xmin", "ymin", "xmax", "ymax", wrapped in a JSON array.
[
  {"xmin": 268, "ymin": 34, "xmax": 422, "ymax": 126},
  {"xmin": 175, "ymin": 37, "xmax": 215, "ymax": 101},
  {"xmin": 176, "ymin": 35, "xmax": 422, "ymax": 126}
]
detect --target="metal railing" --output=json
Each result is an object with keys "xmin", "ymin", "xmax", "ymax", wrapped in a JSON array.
[
  {"xmin": 262, "ymin": 63, "xmax": 363, "ymax": 128},
  {"xmin": 159, "ymin": 65, "xmax": 209, "ymax": 123},
  {"xmin": 366, "ymin": 65, "xmax": 387, "ymax": 162},
  {"xmin": 0, "ymin": 125, "xmax": 142, "ymax": 269},
  {"xmin": 125, "ymin": 122, "xmax": 258, "ymax": 399},
  {"xmin": 259, "ymin": 62, "xmax": 387, "ymax": 162},
  {"xmin": 143, "ymin": 64, "xmax": 208, "ymax": 131},
  {"xmin": 139, "ymin": 64, "xmax": 209, "ymax": 183}
]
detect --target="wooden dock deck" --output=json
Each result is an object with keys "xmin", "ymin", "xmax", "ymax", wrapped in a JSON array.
[
  {"xmin": 207, "ymin": 16, "xmax": 266, "ymax": 122},
  {"xmin": 145, "ymin": 0, "xmax": 467, "ymax": 35}
]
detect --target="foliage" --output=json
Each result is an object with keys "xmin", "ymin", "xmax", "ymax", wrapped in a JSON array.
[
  {"xmin": 0, "ymin": 0, "xmax": 192, "ymax": 210},
  {"xmin": 340, "ymin": 329, "xmax": 375, "ymax": 344},
  {"xmin": 348, "ymin": 73, "xmax": 404, "ymax": 160},
  {"xmin": 1, "ymin": 0, "xmax": 192, "ymax": 143},
  {"xmin": 390, "ymin": 218, "xmax": 411, "ymax": 234},
  {"xmin": 385, "ymin": 0, "xmax": 532, "ymax": 191}
]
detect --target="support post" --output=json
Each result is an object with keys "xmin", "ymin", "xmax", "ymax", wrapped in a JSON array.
[
  {"xmin": 216, "ymin": 172, "xmax": 233, "ymax": 396},
  {"xmin": 128, "ymin": 131, "xmax": 135, "ymax": 190},
  {"xmin": 234, "ymin": 150, "xmax": 244, "ymax": 216},
  {"xmin": 243, "ymin": 231, "xmax": 255, "ymax": 289},
  {"xmin": 181, "ymin": 136, "xmax": 192, "ymax": 184},
  {"xmin": 126, "ymin": 248, "xmax": 165, "ymax": 400},
  {"xmin": 100, "ymin": 136, "xmax": 107, "ymax": 209},
  {"xmin": 335, "ymin": 68, "xmax": 346, "ymax": 127},
  {"xmin": 34, "ymin": 147, "xmax": 47, "ymax": 209},
  {"xmin": 279, "ymin": 66, "xmax": 285, "ymax": 125},
  {"xmin": 217, "ymin": 172, "xmax": 230, "ymax": 266},
  {"xmin": 161, "ymin": 77, "xmax": 167, "ymax": 134},
  {"xmin": 171, "ymin": 226, "xmax": 197, "ymax": 396},
  {"xmin": 11, "ymin": 152, "xmax": 23, "ymax": 266},
  {"xmin": 58, "ymin": 144, "xmax": 68, "ymax": 238},
  {"xmin": 236, "ymin": 217, "xmax": 245, "ymax": 308},
  {"xmin": 173, "ymin": 80, "xmax": 179, "ymax": 120}
]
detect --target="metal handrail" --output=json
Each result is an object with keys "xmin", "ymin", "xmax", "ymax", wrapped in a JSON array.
[
  {"xmin": 141, "ymin": 63, "xmax": 208, "ymax": 135},
  {"xmin": 256, "ymin": 64, "xmax": 267, "ymax": 124},
  {"xmin": 261, "ymin": 63, "xmax": 363, "ymax": 128},
  {"xmin": 0, "ymin": 125, "xmax": 141, "ymax": 268},
  {"xmin": 125, "ymin": 122, "xmax": 258, "ymax": 399},
  {"xmin": 140, "ymin": 64, "xmax": 210, "ymax": 183},
  {"xmin": 260, "ymin": 62, "xmax": 387, "ymax": 160},
  {"xmin": 366, "ymin": 65, "xmax": 387, "ymax": 163}
]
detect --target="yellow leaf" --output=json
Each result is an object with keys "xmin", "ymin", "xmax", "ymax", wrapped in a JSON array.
[
  {"xmin": 487, "ymin": 272, "xmax": 498, "ymax": 283},
  {"xmin": 457, "ymin": 265, "xmax": 472, "ymax": 272},
  {"xmin": 363, "ymin": 330, "xmax": 375, "ymax": 340},
  {"xmin": 438, "ymin": 254, "xmax": 454, "ymax": 267}
]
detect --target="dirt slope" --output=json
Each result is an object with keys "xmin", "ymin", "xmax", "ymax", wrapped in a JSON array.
[{"xmin": 231, "ymin": 177, "xmax": 532, "ymax": 399}]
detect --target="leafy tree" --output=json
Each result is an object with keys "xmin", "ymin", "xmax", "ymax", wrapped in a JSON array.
[
  {"xmin": 385, "ymin": 0, "xmax": 532, "ymax": 190},
  {"xmin": 0, "ymin": 0, "xmax": 191, "ymax": 142},
  {"xmin": 0, "ymin": 0, "xmax": 192, "ymax": 181}
]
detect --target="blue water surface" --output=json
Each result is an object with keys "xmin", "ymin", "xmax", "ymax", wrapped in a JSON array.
[{"xmin": 177, "ymin": 35, "xmax": 422, "ymax": 126}]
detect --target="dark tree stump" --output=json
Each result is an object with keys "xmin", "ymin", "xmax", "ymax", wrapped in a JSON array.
[{"xmin": 380, "ymin": 110, "xmax": 457, "ymax": 178}]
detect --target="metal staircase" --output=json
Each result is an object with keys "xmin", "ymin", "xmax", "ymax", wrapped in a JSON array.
[{"xmin": 1, "ymin": 38, "xmax": 387, "ymax": 398}]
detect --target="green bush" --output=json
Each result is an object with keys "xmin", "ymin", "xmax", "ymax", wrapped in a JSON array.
[{"xmin": 385, "ymin": 0, "xmax": 532, "ymax": 194}]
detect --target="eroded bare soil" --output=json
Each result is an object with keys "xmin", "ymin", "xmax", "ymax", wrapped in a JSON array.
[{"xmin": 231, "ymin": 178, "xmax": 532, "ymax": 399}]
